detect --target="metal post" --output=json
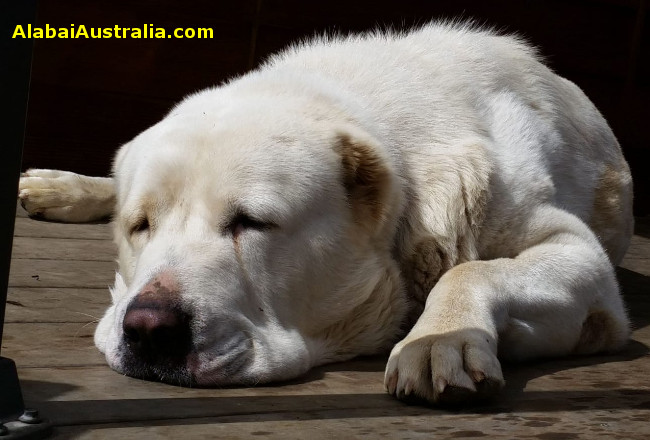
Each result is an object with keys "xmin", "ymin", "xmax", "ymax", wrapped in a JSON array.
[{"xmin": 1, "ymin": 0, "xmax": 52, "ymax": 437}]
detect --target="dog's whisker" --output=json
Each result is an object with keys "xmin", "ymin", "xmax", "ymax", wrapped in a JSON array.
[
  {"xmin": 72, "ymin": 311, "xmax": 102, "ymax": 320},
  {"xmin": 72, "ymin": 319, "xmax": 100, "ymax": 340}
]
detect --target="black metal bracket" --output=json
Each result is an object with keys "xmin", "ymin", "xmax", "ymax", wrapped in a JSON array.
[
  {"xmin": 1, "ymin": 0, "xmax": 52, "ymax": 438},
  {"xmin": 0, "ymin": 358, "xmax": 52, "ymax": 439},
  {"xmin": 0, "ymin": 358, "xmax": 23, "ymax": 423}
]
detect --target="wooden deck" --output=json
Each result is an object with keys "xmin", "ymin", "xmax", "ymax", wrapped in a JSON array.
[{"xmin": 4, "ymin": 203, "xmax": 650, "ymax": 439}]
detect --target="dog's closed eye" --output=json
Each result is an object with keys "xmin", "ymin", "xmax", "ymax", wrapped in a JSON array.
[
  {"xmin": 129, "ymin": 216, "xmax": 150, "ymax": 236},
  {"xmin": 226, "ymin": 212, "xmax": 275, "ymax": 238}
]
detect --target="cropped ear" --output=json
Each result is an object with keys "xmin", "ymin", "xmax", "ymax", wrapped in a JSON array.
[{"xmin": 333, "ymin": 131, "xmax": 397, "ymax": 235}]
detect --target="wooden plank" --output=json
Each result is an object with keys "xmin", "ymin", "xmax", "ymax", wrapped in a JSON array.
[
  {"xmin": 18, "ymin": 359, "xmax": 388, "ymax": 402},
  {"xmin": 618, "ymin": 258, "xmax": 650, "ymax": 277},
  {"xmin": 634, "ymin": 217, "xmax": 650, "ymax": 237},
  {"xmin": 16, "ymin": 339, "xmax": 650, "ymax": 436},
  {"xmin": 617, "ymin": 264, "xmax": 650, "ymax": 334},
  {"xmin": 18, "ymin": 337, "xmax": 650, "ymax": 400},
  {"xmin": 5, "ymin": 287, "xmax": 111, "ymax": 323},
  {"xmin": 622, "ymin": 234, "xmax": 650, "ymax": 260},
  {"xmin": 15, "ymin": 200, "xmax": 28, "ymax": 218},
  {"xmin": 11, "ymin": 236, "xmax": 116, "ymax": 261},
  {"xmin": 13, "ymin": 216, "xmax": 113, "ymax": 240},
  {"xmin": 9, "ymin": 258, "xmax": 116, "ymax": 288},
  {"xmin": 50, "ymin": 410, "xmax": 650, "ymax": 440},
  {"xmin": 9, "ymin": 320, "xmax": 650, "ymax": 422},
  {"xmin": 2, "ymin": 322, "xmax": 106, "ymax": 368}
]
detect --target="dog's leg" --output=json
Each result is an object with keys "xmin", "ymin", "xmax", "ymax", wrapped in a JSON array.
[
  {"xmin": 384, "ymin": 205, "xmax": 629, "ymax": 405},
  {"xmin": 19, "ymin": 169, "xmax": 115, "ymax": 222}
]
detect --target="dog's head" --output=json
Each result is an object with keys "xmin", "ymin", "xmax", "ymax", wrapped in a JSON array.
[{"xmin": 95, "ymin": 88, "xmax": 409, "ymax": 386}]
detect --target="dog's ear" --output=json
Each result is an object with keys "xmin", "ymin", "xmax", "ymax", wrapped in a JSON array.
[{"xmin": 333, "ymin": 131, "xmax": 397, "ymax": 234}]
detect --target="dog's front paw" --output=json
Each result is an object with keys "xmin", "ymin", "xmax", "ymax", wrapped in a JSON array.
[{"xmin": 384, "ymin": 329, "xmax": 504, "ymax": 406}]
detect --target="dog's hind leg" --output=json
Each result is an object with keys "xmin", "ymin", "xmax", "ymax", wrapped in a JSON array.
[{"xmin": 19, "ymin": 169, "xmax": 115, "ymax": 222}]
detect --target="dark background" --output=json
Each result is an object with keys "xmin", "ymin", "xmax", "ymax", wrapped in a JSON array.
[{"xmin": 20, "ymin": 0, "xmax": 649, "ymax": 214}]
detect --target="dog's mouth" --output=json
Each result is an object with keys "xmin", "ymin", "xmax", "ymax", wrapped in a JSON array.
[
  {"xmin": 117, "ymin": 351, "xmax": 195, "ymax": 386},
  {"xmin": 115, "ymin": 328, "xmax": 257, "ymax": 387},
  {"xmin": 117, "ymin": 322, "xmax": 194, "ymax": 386}
]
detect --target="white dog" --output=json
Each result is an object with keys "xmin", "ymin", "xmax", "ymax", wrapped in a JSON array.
[{"xmin": 19, "ymin": 23, "xmax": 633, "ymax": 405}]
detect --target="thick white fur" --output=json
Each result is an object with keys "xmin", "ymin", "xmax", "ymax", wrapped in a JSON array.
[{"xmin": 19, "ymin": 23, "xmax": 633, "ymax": 404}]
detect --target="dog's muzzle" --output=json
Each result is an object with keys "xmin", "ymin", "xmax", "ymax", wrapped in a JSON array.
[{"xmin": 118, "ymin": 272, "xmax": 194, "ymax": 384}]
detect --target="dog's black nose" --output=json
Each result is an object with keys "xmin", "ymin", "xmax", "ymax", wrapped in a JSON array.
[{"xmin": 122, "ymin": 296, "xmax": 191, "ymax": 361}]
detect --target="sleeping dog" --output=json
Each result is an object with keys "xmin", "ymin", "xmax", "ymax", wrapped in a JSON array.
[{"xmin": 19, "ymin": 22, "xmax": 633, "ymax": 405}]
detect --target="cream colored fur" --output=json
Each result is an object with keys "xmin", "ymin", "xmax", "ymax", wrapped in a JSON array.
[{"xmin": 19, "ymin": 22, "xmax": 633, "ymax": 405}]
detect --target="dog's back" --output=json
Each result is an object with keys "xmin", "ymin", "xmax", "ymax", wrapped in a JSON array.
[{"xmin": 255, "ymin": 22, "xmax": 633, "ymax": 263}]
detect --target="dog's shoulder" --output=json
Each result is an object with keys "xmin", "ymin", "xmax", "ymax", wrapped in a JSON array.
[{"xmin": 395, "ymin": 140, "xmax": 493, "ymax": 304}]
